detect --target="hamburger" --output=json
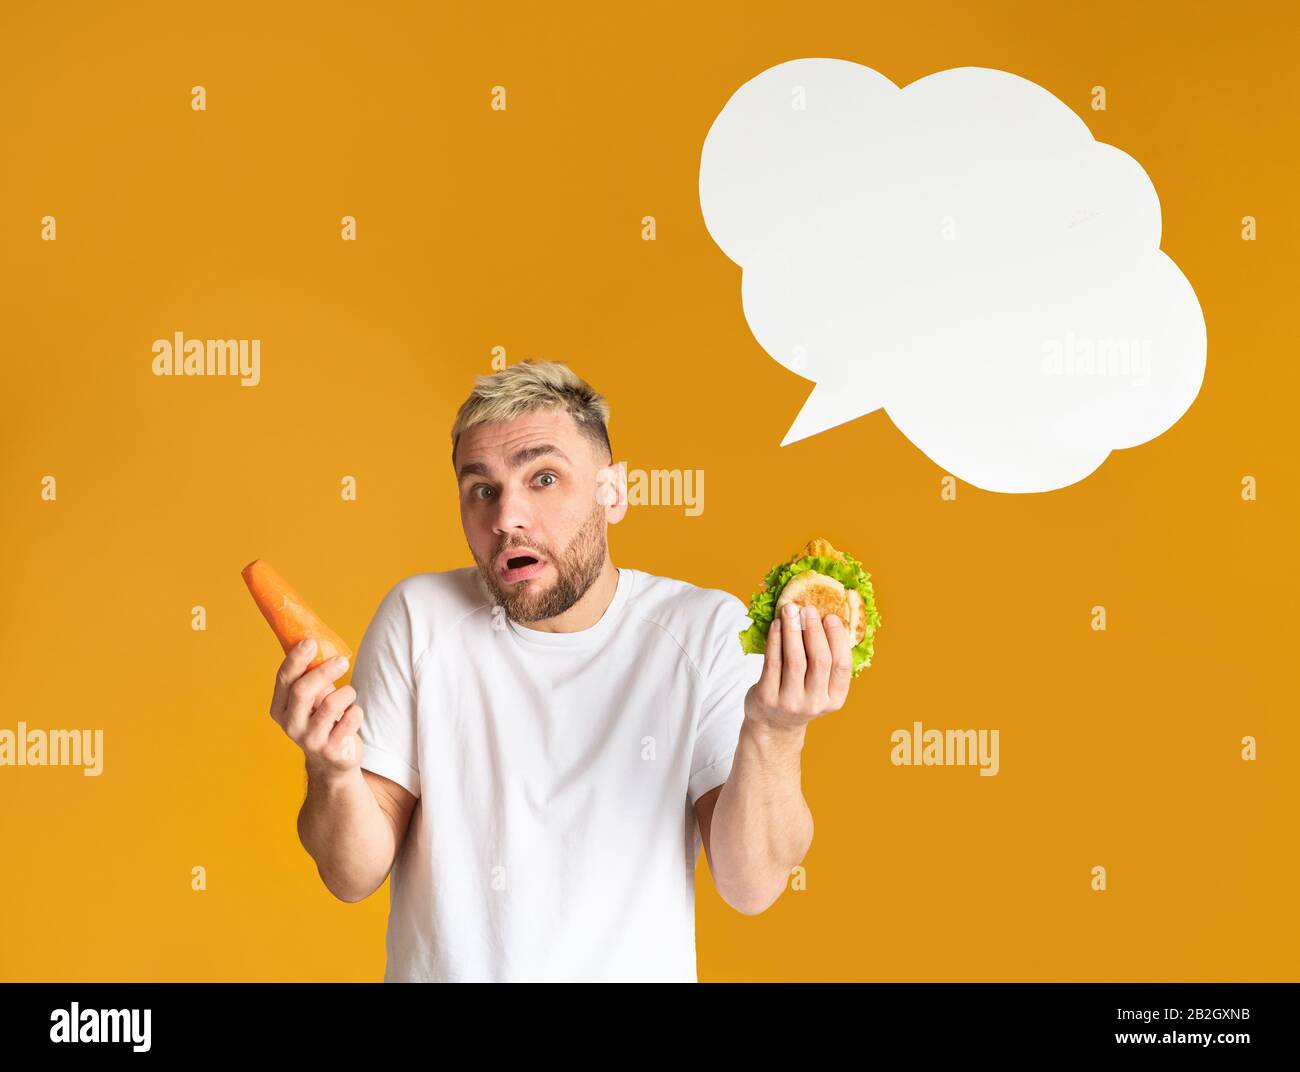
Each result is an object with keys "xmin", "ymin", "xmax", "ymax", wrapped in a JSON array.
[{"xmin": 738, "ymin": 537, "xmax": 882, "ymax": 678}]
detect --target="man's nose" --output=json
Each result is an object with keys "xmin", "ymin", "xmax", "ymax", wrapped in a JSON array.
[{"xmin": 490, "ymin": 482, "xmax": 535, "ymax": 533}]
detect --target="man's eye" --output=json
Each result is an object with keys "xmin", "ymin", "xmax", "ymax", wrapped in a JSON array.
[{"xmin": 471, "ymin": 473, "xmax": 554, "ymax": 499}]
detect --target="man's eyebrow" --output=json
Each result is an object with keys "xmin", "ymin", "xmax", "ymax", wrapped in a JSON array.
[{"xmin": 457, "ymin": 444, "xmax": 573, "ymax": 484}]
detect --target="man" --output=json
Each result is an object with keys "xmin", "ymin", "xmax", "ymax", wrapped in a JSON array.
[{"xmin": 276, "ymin": 360, "xmax": 856, "ymax": 981}]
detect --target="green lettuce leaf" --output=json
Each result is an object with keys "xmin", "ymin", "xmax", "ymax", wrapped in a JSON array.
[{"xmin": 738, "ymin": 550, "xmax": 882, "ymax": 678}]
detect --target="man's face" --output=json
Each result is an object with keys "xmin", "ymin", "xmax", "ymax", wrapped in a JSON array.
[{"xmin": 455, "ymin": 408, "xmax": 621, "ymax": 623}]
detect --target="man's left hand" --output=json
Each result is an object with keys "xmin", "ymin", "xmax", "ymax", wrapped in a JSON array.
[{"xmin": 744, "ymin": 601, "xmax": 854, "ymax": 733}]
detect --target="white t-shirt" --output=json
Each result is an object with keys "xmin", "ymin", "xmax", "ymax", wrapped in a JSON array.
[{"xmin": 348, "ymin": 564, "xmax": 764, "ymax": 982}]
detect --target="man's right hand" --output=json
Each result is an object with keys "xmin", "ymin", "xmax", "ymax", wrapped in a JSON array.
[{"xmin": 269, "ymin": 638, "xmax": 365, "ymax": 777}]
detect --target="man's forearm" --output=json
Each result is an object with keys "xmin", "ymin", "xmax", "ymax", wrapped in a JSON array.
[
  {"xmin": 297, "ymin": 764, "xmax": 395, "ymax": 903},
  {"xmin": 707, "ymin": 719, "xmax": 813, "ymax": 915}
]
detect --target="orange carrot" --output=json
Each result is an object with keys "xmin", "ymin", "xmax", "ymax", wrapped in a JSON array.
[{"xmin": 241, "ymin": 559, "xmax": 352, "ymax": 673}]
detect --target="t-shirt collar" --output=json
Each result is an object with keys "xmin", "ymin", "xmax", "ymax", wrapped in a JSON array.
[{"xmin": 505, "ymin": 567, "xmax": 631, "ymax": 649}]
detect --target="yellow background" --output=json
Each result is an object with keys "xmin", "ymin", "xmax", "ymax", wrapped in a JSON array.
[{"xmin": 1, "ymin": 0, "xmax": 1295, "ymax": 981}]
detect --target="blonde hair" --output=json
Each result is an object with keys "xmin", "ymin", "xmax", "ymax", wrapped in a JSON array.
[{"xmin": 450, "ymin": 359, "xmax": 612, "ymax": 469}]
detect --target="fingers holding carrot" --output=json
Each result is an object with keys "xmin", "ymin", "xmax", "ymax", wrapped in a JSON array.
[
  {"xmin": 271, "ymin": 642, "xmax": 348, "ymax": 737},
  {"xmin": 245, "ymin": 560, "xmax": 359, "ymax": 773}
]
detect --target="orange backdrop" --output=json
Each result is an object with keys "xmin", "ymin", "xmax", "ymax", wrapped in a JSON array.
[{"xmin": 1, "ymin": 0, "xmax": 1295, "ymax": 981}]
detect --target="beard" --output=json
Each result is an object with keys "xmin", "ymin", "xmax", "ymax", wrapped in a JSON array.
[{"xmin": 475, "ymin": 503, "xmax": 607, "ymax": 624}]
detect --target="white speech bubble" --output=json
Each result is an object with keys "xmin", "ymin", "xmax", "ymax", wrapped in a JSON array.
[{"xmin": 699, "ymin": 59, "xmax": 1207, "ymax": 493}]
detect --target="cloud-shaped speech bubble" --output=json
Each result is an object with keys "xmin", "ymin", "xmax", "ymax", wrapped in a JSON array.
[{"xmin": 699, "ymin": 59, "xmax": 1207, "ymax": 493}]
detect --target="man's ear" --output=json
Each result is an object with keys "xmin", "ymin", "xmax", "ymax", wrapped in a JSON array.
[{"xmin": 595, "ymin": 461, "xmax": 629, "ymax": 523}]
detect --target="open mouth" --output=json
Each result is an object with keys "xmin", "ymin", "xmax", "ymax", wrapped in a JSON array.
[{"xmin": 499, "ymin": 550, "xmax": 548, "ymax": 583}]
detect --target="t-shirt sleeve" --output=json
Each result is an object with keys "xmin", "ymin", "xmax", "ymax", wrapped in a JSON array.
[
  {"xmin": 351, "ymin": 580, "xmax": 421, "ymax": 799},
  {"xmin": 688, "ymin": 593, "xmax": 765, "ymax": 806}
]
